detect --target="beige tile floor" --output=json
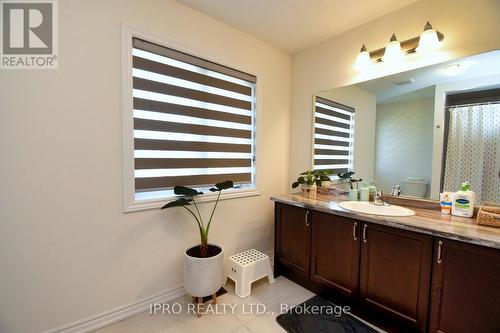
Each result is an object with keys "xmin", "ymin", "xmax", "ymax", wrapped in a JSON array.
[{"xmin": 93, "ymin": 276, "xmax": 383, "ymax": 333}]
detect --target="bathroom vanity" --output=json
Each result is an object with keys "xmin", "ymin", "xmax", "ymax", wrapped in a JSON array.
[{"xmin": 271, "ymin": 194, "xmax": 500, "ymax": 333}]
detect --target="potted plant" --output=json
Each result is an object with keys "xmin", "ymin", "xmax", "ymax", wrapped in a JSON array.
[
  {"xmin": 161, "ymin": 180, "xmax": 233, "ymax": 307},
  {"xmin": 292, "ymin": 170, "xmax": 332, "ymax": 197},
  {"xmin": 316, "ymin": 169, "xmax": 333, "ymax": 188},
  {"xmin": 337, "ymin": 172, "xmax": 362, "ymax": 200}
]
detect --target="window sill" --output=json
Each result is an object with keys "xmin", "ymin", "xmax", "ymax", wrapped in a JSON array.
[{"xmin": 124, "ymin": 188, "xmax": 261, "ymax": 213}]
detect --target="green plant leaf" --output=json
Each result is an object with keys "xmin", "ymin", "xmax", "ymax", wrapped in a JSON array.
[
  {"xmin": 161, "ymin": 197, "xmax": 192, "ymax": 209},
  {"xmin": 209, "ymin": 180, "xmax": 234, "ymax": 192},
  {"xmin": 338, "ymin": 171, "xmax": 355, "ymax": 179},
  {"xmin": 216, "ymin": 180, "xmax": 234, "ymax": 190},
  {"xmin": 293, "ymin": 170, "xmax": 332, "ymax": 188},
  {"xmin": 174, "ymin": 186, "xmax": 203, "ymax": 196}
]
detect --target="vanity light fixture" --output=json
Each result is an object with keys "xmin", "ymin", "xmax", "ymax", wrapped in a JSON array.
[
  {"xmin": 354, "ymin": 44, "xmax": 372, "ymax": 71},
  {"xmin": 416, "ymin": 21, "xmax": 442, "ymax": 53},
  {"xmin": 382, "ymin": 34, "xmax": 403, "ymax": 63},
  {"xmin": 354, "ymin": 21, "xmax": 444, "ymax": 69}
]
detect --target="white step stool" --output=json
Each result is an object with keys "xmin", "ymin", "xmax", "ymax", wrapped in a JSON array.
[{"xmin": 224, "ymin": 249, "xmax": 275, "ymax": 298}]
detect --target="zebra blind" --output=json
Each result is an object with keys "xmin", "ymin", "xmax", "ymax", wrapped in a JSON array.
[
  {"xmin": 132, "ymin": 38, "xmax": 256, "ymax": 198},
  {"xmin": 314, "ymin": 96, "xmax": 355, "ymax": 174}
]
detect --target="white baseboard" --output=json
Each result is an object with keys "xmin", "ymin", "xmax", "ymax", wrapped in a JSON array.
[
  {"xmin": 42, "ymin": 250, "xmax": 274, "ymax": 333},
  {"xmin": 43, "ymin": 285, "xmax": 186, "ymax": 333}
]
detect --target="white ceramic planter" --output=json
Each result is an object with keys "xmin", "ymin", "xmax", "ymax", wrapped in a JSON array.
[{"xmin": 184, "ymin": 244, "xmax": 224, "ymax": 297}]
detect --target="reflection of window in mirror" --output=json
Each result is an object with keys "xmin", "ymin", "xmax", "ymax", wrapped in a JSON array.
[
  {"xmin": 313, "ymin": 96, "xmax": 355, "ymax": 177},
  {"xmin": 442, "ymin": 88, "xmax": 500, "ymax": 203}
]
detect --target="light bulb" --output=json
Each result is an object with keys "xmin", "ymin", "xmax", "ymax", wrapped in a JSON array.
[
  {"xmin": 416, "ymin": 21, "xmax": 441, "ymax": 53},
  {"xmin": 354, "ymin": 44, "xmax": 373, "ymax": 71},
  {"xmin": 382, "ymin": 34, "xmax": 403, "ymax": 63}
]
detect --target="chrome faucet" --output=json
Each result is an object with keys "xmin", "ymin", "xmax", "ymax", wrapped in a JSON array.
[
  {"xmin": 391, "ymin": 184, "xmax": 401, "ymax": 196},
  {"xmin": 372, "ymin": 189, "xmax": 389, "ymax": 206}
]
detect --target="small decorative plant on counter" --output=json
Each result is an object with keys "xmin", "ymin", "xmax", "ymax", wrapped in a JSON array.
[
  {"xmin": 161, "ymin": 180, "xmax": 233, "ymax": 314},
  {"xmin": 337, "ymin": 171, "xmax": 363, "ymax": 190},
  {"xmin": 292, "ymin": 170, "xmax": 332, "ymax": 197},
  {"xmin": 337, "ymin": 171, "xmax": 363, "ymax": 201}
]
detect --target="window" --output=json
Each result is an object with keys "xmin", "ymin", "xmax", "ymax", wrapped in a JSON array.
[
  {"xmin": 313, "ymin": 96, "xmax": 355, "ymax": 175},
  {"xmin": 124, "ymin": 35, "xmax": 257, "ymax": 208}
]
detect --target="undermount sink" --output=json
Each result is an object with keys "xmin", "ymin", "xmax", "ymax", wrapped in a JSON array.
[{"xmin": 338, "ymin": 201, "xmax": 415, "ymax": 217}]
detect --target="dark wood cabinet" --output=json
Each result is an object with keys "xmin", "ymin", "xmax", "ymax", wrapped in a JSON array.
[
  {"xmin": 275, "ymin": 203, "xmax": 311, "ymax": 277},
  {"xmin": 311, "ymin": 212, "xmax": 360, "ymax": 297},
  {"xmin": 429, "ymin": 239, "xmax": 500, "ymax": 333},
  {"xmin": 273, "ymin": 202, "xmax": 500, "ymax": 333},
  {"xmin": 359, "ymin": 222, "xmax": 433, "ymax": 332}
]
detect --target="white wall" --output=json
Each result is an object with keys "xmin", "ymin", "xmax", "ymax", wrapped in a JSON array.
[
  {"xmin": 0, "ymin": 1, "xmax": 291, "ymax": 332},
  {"xmin": 290, "ymin": 0, "xmax": 500, "ymax": 186},
  {"xmin": 317, "ymin": 86, "xmax": 376, "ymax": 181},
  {"xmin": 375, "ymin": 97, "xmax": 435, "ymax": 197}
]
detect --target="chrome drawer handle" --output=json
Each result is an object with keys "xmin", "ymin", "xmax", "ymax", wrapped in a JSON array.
[
  {"xmin": 305, "ymin": 211, "xmax": 310, "ymax": 227},
  {"xmin": 437, "ymin": 240, "xmax": 443, "ymax": 264},
  {"xmin": 353, "ymin": 222, "xmax": 358, "ymax": 240},
  {"xmin": 362, "ymin": 224, "xmax": 367, "ymax": 243}
]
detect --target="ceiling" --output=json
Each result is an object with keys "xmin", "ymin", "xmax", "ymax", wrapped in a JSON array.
[
  {"xmin": 356, "ymin": 50, "xmax": 500, "ymax": 102},
  {"xmin": 176, "ymin": 0, "xmax": 420, "ymax": 53},
  {"xmin": 378, "ymin": 86, "xmax": 435, "ymax": 104}
]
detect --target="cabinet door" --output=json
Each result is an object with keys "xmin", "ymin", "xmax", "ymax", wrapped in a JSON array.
[
  {"xmin": 275, "ymin": 203, "xmax": 311, "ymax": 277},
  {"xmin": 429, "ymin": 239, "xmax": 500, "ymax": 333},
  {"xmin": 311, "ymin": 212, "xmax": 360, "ymax": 296},
  {"xmin": 359, "ymin": 223, "xmax": 432, "ymax": 331}
]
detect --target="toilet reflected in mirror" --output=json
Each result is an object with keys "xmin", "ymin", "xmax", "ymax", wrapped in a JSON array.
[{"xmin": 401, "ymin": 178, "xmax": 428, "ymax": 198}]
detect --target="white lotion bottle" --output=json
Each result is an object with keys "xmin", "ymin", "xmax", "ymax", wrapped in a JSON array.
[{"xmin": 451, "ymin": 182, "xmax": 475, "ymax": 218}]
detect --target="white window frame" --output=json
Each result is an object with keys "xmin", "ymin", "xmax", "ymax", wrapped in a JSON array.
[{"xmin": 121, "ymin": 23, "xmax": 260, "ymax": 212}]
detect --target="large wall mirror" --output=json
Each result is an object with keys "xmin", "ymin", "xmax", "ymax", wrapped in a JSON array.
[{"xmin": 314, "ymin": 50, "xmax": 500, "ymax": 202}]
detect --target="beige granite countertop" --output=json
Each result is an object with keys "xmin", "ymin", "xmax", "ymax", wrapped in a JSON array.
[{"xmin": 271, "ymin": 193, "xmax": 500, "ymax": 250}]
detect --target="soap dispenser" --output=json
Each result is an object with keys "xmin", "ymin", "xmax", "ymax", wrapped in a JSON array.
[{"xmin": 451, "ymin": 182, "xmax": 475, "ymax": 218}]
